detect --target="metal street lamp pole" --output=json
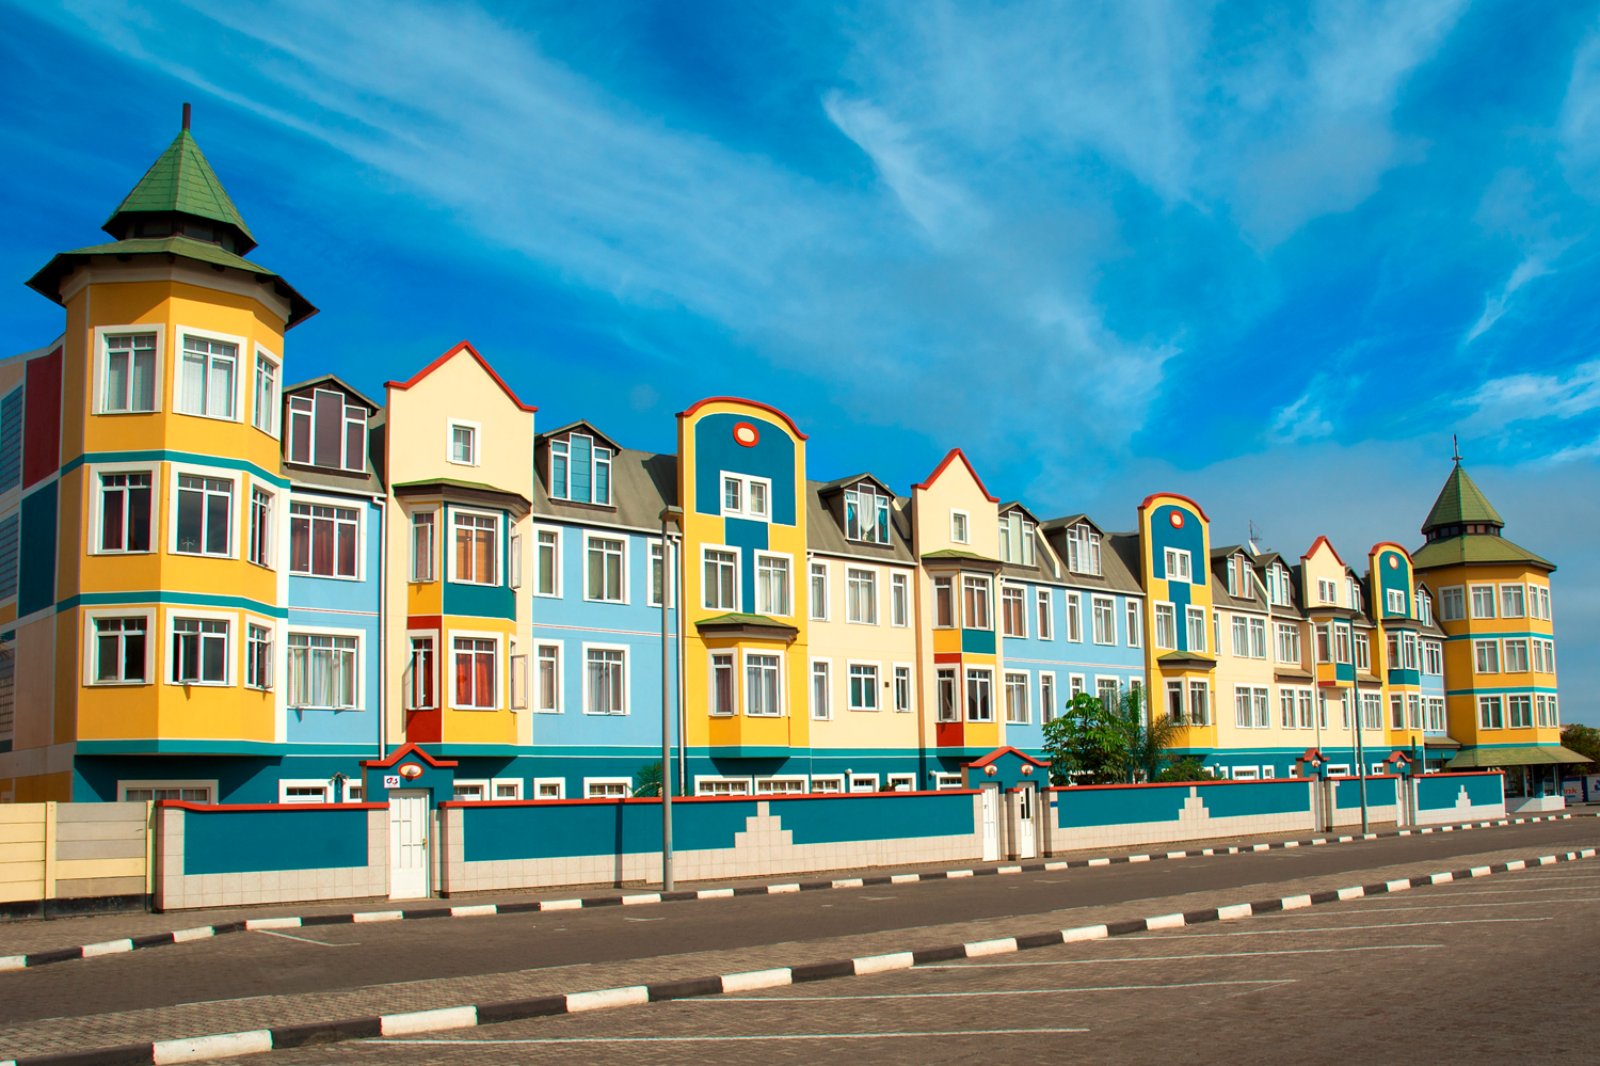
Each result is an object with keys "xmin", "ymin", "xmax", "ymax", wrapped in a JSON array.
[
  {"xmin": 659, "ymin": 506, "xmax": 682, "ymax": 891},
  {"xmin": 1353, "ymin": 689, "xmax": 1369, "ymax": 834}
]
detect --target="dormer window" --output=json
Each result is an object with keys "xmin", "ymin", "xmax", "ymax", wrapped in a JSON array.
[
  {"xmin": 1348, "ymin": 581, "xmax": 1363, "ymax": 612},
  {"xmin": 549, "ymin": 432, "xmax": 613, "ymax": 506},
  {"xmin": 1267, "ymin": 564, "xmax": 1290, "ymax": 606},
  {"xmin": 1065, "ymin": 523, "xmax": 1101, "ymax": 575},
  {"xmin": 1416, "ymin": 587, "xmax": 1432, "ymax": 626},
  {"xmin": 285, "ymin": 388, "xmax": 367, "ymax": 473},
  {"xmin": 1317, "ymin": 578, "xmax": 1336, "ymax": 604},
  {"xmin": 999, "ymin": 511, "xmax": 1036, "ymax": 566},
  {"xmin": 845, "ymin": 482, "xmax": 890, "ymax": 545},
  {"xmin": 1240, "ymin": 560, "xmax": 1254, "ymax": 596}
]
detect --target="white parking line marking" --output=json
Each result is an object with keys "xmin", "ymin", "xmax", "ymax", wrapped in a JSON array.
[
  {"xmin": 1337, "ymin": 899, "xmax": 1600, "ymax": 914},
  {"xmin": 715, "ymin": 979, "xmax": 1294, "ymax": 1002},
  {"xmin": 374, "ymin": 1027, "xmax": 1093, "ymax": 1045},
  {"xmin": 1129, "ymin": 917, "xmax": 1553, "ymax": 938},
  {"xmin": 251, "ymin": 929, "xmax": 356, "ymax": 947},
  {"xmin": 929, "ymin": 944, "xmax": 1442, "ymax": 966}
]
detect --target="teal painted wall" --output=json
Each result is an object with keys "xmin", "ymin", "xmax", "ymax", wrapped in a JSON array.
[
  {"xmin": 1056, "ymin": 784, "xmax": 1189, "ymax": 828},
  {"xmin": 1334, "ymin": 776, "xmax": 1397, "ymax": 808},
  {"xmin": 1202, "ymin": 779, "xmax": 1312, "ymax": 818},
  {"xmin": 183, "ymin": 807, "xmax": 370, "ymax": 874},
  {"xmin": 1418, "ymin": 772, "xmax": 1502, "ymax": 810}
]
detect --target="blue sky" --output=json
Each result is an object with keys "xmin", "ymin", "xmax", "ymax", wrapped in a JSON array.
[{"xmin": 2, "ymin": 1, "xmax": 1597, "ymax": 725}]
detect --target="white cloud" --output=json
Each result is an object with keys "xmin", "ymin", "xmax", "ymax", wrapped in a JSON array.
[
  {"xmin": 1459, "ymin": 358, "xmax": 1600, "ymax": 428},
  {"xmin": 1560, "ymin": 26, "xmax": 1600, "ymax": 193},
  {"xmin": 1268, "ymin": 385, "xmax": 1336, "ymax": 444},
  {"xmin": 1462, "ymin": 253, "xmax": 1555, "ymax": 345}
]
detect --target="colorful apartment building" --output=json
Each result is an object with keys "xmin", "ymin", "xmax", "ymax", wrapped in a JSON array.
[{"xmin": 0, "ymin": 114, "xmax": 1583, "ymax": 806}]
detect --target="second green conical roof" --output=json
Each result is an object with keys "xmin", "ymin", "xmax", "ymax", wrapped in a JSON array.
[
  {"xmin": 1421, "ymin": 462, "xmax": 1503, "ymax": 535},
  {"xmin": 102, "ymin": 128, "xmax": 256, "ymax": 253}
]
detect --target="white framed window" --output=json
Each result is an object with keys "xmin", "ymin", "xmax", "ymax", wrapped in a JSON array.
[
  {"xmin": 755, "ymin": 552, "xmax": 792, "ymax": 615},
  {"xmin": 962, "ymin": 574, "xmax": 992, "ymax": 630},
  {"xmin": 1474, "ymin": 639, "xmax": 1500, "ymax": 674},
  {"xmin": 534, "ymin": 526, "xmax": 561, "ymax": 597},
  {"xmin": 1439, "ymin": 586, "xmax": 1466, "ymax": 621},
  {"xmin": 744, "ymin": 651, "xmax": 783, "ymax": 716},
  {"xmin": 1335, "ymin": 624, "xmax": 1352, "ymax": 664},
  {"xmin": 451, "ymin": 633, "xmax": 500, "ymax": 710},
  {"xmin": 696, "ymin": 776, "xmax": 752, "ymax": 797},
  {"xmin": 97, "ymin": 327, "xmax": 161, "ymax": 414},
  {"xmin": 887, "ymin": 773, "xmax": 916, "ymax": 792},
  {"xmin": 406, "ymin": 633, "xmax": 437, "ymax": 710},
  {"xmin": 286, "ymin": 630, "xmax": 359, "ymax": 709},
  {"xmin": 492, "ymin": 778, "xmax": 524, "ymax": 800},
  {"xmin": 582, "ymin": 644, "xmax": 628, "ymax": 715},
  {"xmin": 950, "ymin": 509, "xmax": 970, "ymax": 544},
  {"xmin": 1097, "ymin": 677, "xmax": 1121, "ymax": 713},
  {"xmin": 1315, "ymin": 578, "xmax": 1336, "ymax": 604},
  {"xmin": 849, "ymin": 773, "xmax": 880, "ymax": 793},
  {"xmin": 1064, "ymin": 592, "xmax": 1083, "ymax": 642},
  {"xmin": 118, "ymin": 780, "xmax": 216, "ymax": 803},
  {"xmin": 86, "ymin": 610, "xmax": 152, "ymax": 685},
  {"xmin": 1423, "ymin": 639, "xmax": 1444, "ymax": 676},
  {"xmin": 1039, "ymin": 672, "xmax": 1057, "ymax": 724},
  {"xmin": 721, "ymin": 473, "xmax": 771, "ymax": 521},
  {"xmin": 1004, "ymin": 671, "xmax": 1029, "ymax": 724},
  {"xmin": 809, "ymin": 561, "xmax": 829, "ymax": 620},
  {"xmin": 1036, "ymin": 589, "xmax": 1053, "ymax": 640},
  {"xmin": 344, "ymin": 781, "xmax": 364, "ymax": 803},
  {"xmin": 253, "ymin": 349, "xmax": 279, "ymax": 436},
  {"xmin": 176, "ymin": 330, "xmax": 242, "ymax": 420},
  {"xmin": 844, "ymin": 482, "xmax": 891, "ymax": 544},
  {"xmin": 1164, "ymin": 547, "xmax": 1191, "ymax": 582},
  {"xmin": 810, "ymin": 658, "xmax": 831, "ymax": 720},
  {"xmin": 533, "ymin": 778, "xmax": 566, "ymax": 800},
  {"xmin": 848, "ymin": 662, "xmax": 880, "ymax": 711},
  {"xmin": 756, "ymin": 776, "xmax": 807, "ymax": 795},
  {"xmin": 1001, "ymin": 585, "xmax": 1026, "ymax": 638},
  {"xmin": 1478, "ymin": 695, "xmax": 1504, "ymax": 730},
  {"xmin": 1230, "ymin": 766, "xmax": 1259, "ymax": 781},
  {"xmin": 965, "ymin": 667, "xmax": 994, "ymax": 722},
  {"xmin": 285, "ymin": 389, "xmax": 367, "ymax": 472},
  {"xmin": 585, "ymin": 778, "xmax": 631, "ymax": 799},
  {"xmin": 172, "ymin": 470, "xmax": 234, "ymax": 557},
  {"xmin": 1469, "ymin": 584, "xmax": 1497, "ymax": 619},
  {"xmin": 1276, "ymin": 622, "xmax": 1301, "ymax": 664},
  {"xmin": 248, "ymin": 486, "xmax": 273, "ymax": 568},
  {"xmin": 1385, "ymin": 588, "xmax": 1405, "ymax": 615},
  {"xmin": 710, "ymin": 651, "xmax": 737, "ymax": 716},
  {"xmin": 169, "ymin": 614, "xmax": 231, "ymax": 686},
  {"xmin": 932, "ymin": 772, "xmax": 963, "ymax": 790},
  {"xmin": 279, "ymin": 780, "xmax": 333, "ymax": 804},
  {"xmin": 1499, "ymin": 584, "xmax": 1526, "ymax": 618},
  {"xmin": 1065, "ymin": 522, "xmax": 1102, "ymax": 575},
  {"xmin": 933, "ymin": 576, "xmax": 956, "ymax": 628},
  {"xmin": 649, "ymin": 541, "xmax": 674, "ymax": 607},
  {"xmin": 548, "ymin": 432, "xmax": 613, "ymax": 506},
  {"xmin": 95, "ymin": 469, "xmax": 154, "ymax": 554},
  {"xmin": 1187, "ymin": 680, "xmax": 1210, "ymax": 726},
  {"xmin": 936, "ymin": 667, "xmax": 960, "ymax": 722},
  {"xmin": 245, "ymin": 620, "xmax": 273, "ymax": 691},
  {"xmin": 1070, "ymin": 674, "xmax": 1086, "ymax": 699},
  {"xmin": 810, "ymin": 775, "xmax": 845, "ymax": 794},
  {"xmin": 533, "ymin": 641, "xmax": 561, "ymax": 713},
  {"xmin": 450, "ymin": 509, "xmax": 501, "ymax": 586},
  {"xmin": 1417, "ymin": 587, "xmax": 1433, "ymax": 626},
  {"xmin": 1125, "ymin": 600, "xmax": 1142, "ymax": 647},
  {"xmin": 999, "ymin": 511, "xmax": 1036, "ymax": 566},
  {"xmin": 846, "ymin": 566, "xmax": 878, "ymax": 624},
  {"xmin": 289, "ymin": 499, "xmax": 360, "ymax": 579},
  {"xmin": 1503, "ymin": 639, "xmax": 1530, "ymax": 673},
  {"xmin": 412, "ymin": 511, "xmax": 438, "ymax": 583},
  {"xmin": 1233, "ymin": 685, "xmax": 1270, "ymax": 728},
  {"xmin": 893, "ymin": 664, "xmax": 912, "ymax": 713},
  {"xmin": 1091, "ymin": 596, "xmax": 1115, "ymax": 645},
  {"xmin": 452, "ymin": 780, "xmax": 490, "ymax": 802},
  {"xmin": 584, "ymin": 533, "xmax": 627, "ymax": 603},
  {"xmin": 1185, "ymin": 606, "xmax": 1207, "ymax": 652},
  {"xmin": 448, "ymin": 420, "xmax": 479, "ymax": 466},
  {"xmin": 703, "ymin": 546, "xmax": 739, "ymax": 611},
  {"xmin": 890, "ymin": 572, "xmax": 910, "ymax": 627},
  {"xmin": 1506, "ymin": 695, "xmax": 1532, "ymax": 729}
]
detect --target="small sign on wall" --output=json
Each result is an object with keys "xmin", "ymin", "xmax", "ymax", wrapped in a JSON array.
[{"xmin": 383, "ymin": 775, "xmax": 401, "ymax": 789}]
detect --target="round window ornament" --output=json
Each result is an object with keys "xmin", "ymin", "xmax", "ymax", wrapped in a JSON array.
[
  {"xmin": 733, "ymin": 421, "xmax": 759, "ymax": 448},
  {"xmin": 984, "ymin": 764, "xmax": 998, "ymax": 777},
  {"xmin": 1387, "ymin": 555, "xmax": 1400, "ymax": 570},
  {"xmin": 1169, "ymin": 510, "xmax": 1185, "ymax": 529},
  {"xmin": 1020, "ymin": 764, "xmax": 1034, "ymax": 776},
  {"xmin": 398, "ymin": 763, "xmax": 424, "ymax": 780}
]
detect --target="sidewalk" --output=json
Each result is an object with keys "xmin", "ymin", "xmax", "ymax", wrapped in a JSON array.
[
  {"xmin": 0, "ymin": 814, "xmax": 1564, "ymax": 960},
  {"xmin": 0, "ymin": 832, "xmax": 1592, "ymax": 1064}
]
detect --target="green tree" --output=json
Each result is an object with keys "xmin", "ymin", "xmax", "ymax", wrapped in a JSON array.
[
  {"xmin": 1156, "ymin": 756, "xmax": 1209, "ymax": 782},
  {"xmin": 1042, "ymin": 687, "xmax": 1184, "ymax": 785},
  {"xmin": 632, "ymin": 760, "xmax": 663, "ymax": 798},
  {"xmin": 1560, "ymin": 724, "xmax": 1600, "ymax": 770},
  {"xmin": 1115, "ymin": 687, "xmax": 1181, "ymax": 783}
]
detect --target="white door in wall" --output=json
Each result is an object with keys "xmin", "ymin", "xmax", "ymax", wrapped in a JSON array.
[
  {"xmin": 981, "ymin": 786, "xmax": 1000, "ymax": 862},
  {"xmin": 389, "ymin": 790, "xmax": 431, "ymax": 900},
  {"xmin": 1015, "ymin": 786, "xmax": 1037, "ymax": 860}
]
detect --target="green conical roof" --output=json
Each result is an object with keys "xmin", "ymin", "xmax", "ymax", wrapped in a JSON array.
[
  {"xmin": 1421, "ymin": 463, "xmax": 1503, "ymax": 535},
  {"xmin": 102, "ymin": 129, "xmax": 256, "ymax": 253}
]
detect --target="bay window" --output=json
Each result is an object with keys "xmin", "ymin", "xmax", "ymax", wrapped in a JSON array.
[
  {"xmin": 453, "ymin": 636, "xmax": 498, "ymax": 709},
  {"xmin": 176, "ymin": 334, "xmax": 237, "ymax": 419},
  {"xmin": 452, "ymin": 511, "xmax": 500, "ymax": 586}
]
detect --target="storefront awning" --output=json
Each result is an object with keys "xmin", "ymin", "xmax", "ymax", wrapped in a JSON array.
[
  {"xmin": 1422, "ymin": 735, "xmax": 1461, "ymax": 749},
  {"xmin": 1445, "ymin": 745, "xmax": 1593, "ymax": 769}
]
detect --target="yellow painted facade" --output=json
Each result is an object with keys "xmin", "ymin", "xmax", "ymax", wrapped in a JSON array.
[{"xmin": 1138, "ymin": 492, "xmax": 1216, "ymax": 753}]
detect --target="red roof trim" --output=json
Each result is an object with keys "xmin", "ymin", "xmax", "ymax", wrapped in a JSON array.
[
  {"xmin": 1137, "ymin": 491, "xmax": 1212, "ymax": 522},
  {"xmin": 158, "ymin": 801, "xmax": 386, "ymax": 812},
  {"xmin": 675, "ymin": 396, "xmax": 808, "ymax": 440},
  {"xmin": 1367, "ymin": 541, "xmax": 1411, "ymax": 561},
  {"xmin": 1300, "ymin": 534, "xmax": 1347, "ymax": 567},
  {"xmin": 384, "ymin": 340, "xmax": 537, "ymax": 412},
  {"xmin": 362, "ymin": 741, "xmax": 460, "ymax": 770},
  {"xmin": 965, "ymin": 745, "xmax": 1051, "ymax": 769},
  {"xmin": 912, "ymin": 448, "xmax": 999, "ymax": 502}
]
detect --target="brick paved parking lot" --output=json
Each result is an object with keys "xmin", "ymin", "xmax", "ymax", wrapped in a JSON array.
[{"xmin": 177, "ymin": 840, "xmax": 1599, "ymax": 1065}]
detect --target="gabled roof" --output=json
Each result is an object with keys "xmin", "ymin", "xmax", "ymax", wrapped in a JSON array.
[
  {"xmin": 913, "ymin": 448, "xmax": 998, "ymax": 502},
  {"xmin": 284, "ymin": 373, "xmax": 381, "ymax": 413},
  {"xmin": 999, "ymin": 500, "xmax": 1044, "ymax": 523},
  {"xmin": 1422, "ymin": 462, "xmax": 1503, "ymax": 534},
  {"xmin": 385, "ymin": 340, "xmax": 536, "ymax": 413},
  {"xmin": 805, "ymin": 479, "xmax": 914, "ymax": 562},
  {"xmin": 538, "ymin": 420, "xmax": 622, "ymax": 453},
  {"xmin": 1040, "ymin": 513, "xmax": 1092, "ymax": 533},
  {"xmin": 102, "ymin": 127, "xmax": 256, "ymax": 253},
  {"xmin": 817, "ymin": 472, "xmax": 895, "ymax": 498},
  {"xmin": 535, "ymin": 448, "xmax": 678, "ymax": 530},
  {"xmin": 1300, "ymin": 535, "xmax": 1348, "ymax": 568}
]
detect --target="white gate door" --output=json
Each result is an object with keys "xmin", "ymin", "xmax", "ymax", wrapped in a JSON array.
[
  {"xmin": 1015, "ymin": 786, "xmax": 1037, "ymax": 859},
  {"xmin": 980, "ymin": 786, "xmax": 1000, "ymax": 862},
  {"xmin": 388, "ymin": 790, "xmax": 430, "ymax": 900}
]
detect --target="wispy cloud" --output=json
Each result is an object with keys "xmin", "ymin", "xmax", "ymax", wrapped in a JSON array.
[
  {"xmin": 1462, "ymin": 253, "xmax": 1556, "ymax": 345},
  {"xmin": 1459, "ymin": 357, "xmax": 1600, "ymax": 428}
]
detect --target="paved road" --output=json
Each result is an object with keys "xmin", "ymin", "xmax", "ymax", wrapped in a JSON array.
[
  {"xmin": 229, "ymin": 846, "xmax": 1600, "ymax": 1065},
  {"xmin": 1, "ymin": 820, "xmax": 1593, "ymax": 1028}
]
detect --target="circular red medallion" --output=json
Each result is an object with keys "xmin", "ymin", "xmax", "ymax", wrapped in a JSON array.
[
  {"xmin": 733, "ymin": 422, "xmax": 759, "ymax": 447},
  {"xmin": 1169, "ymin": 510, "xmax": 1185, "ymax": 529}
]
